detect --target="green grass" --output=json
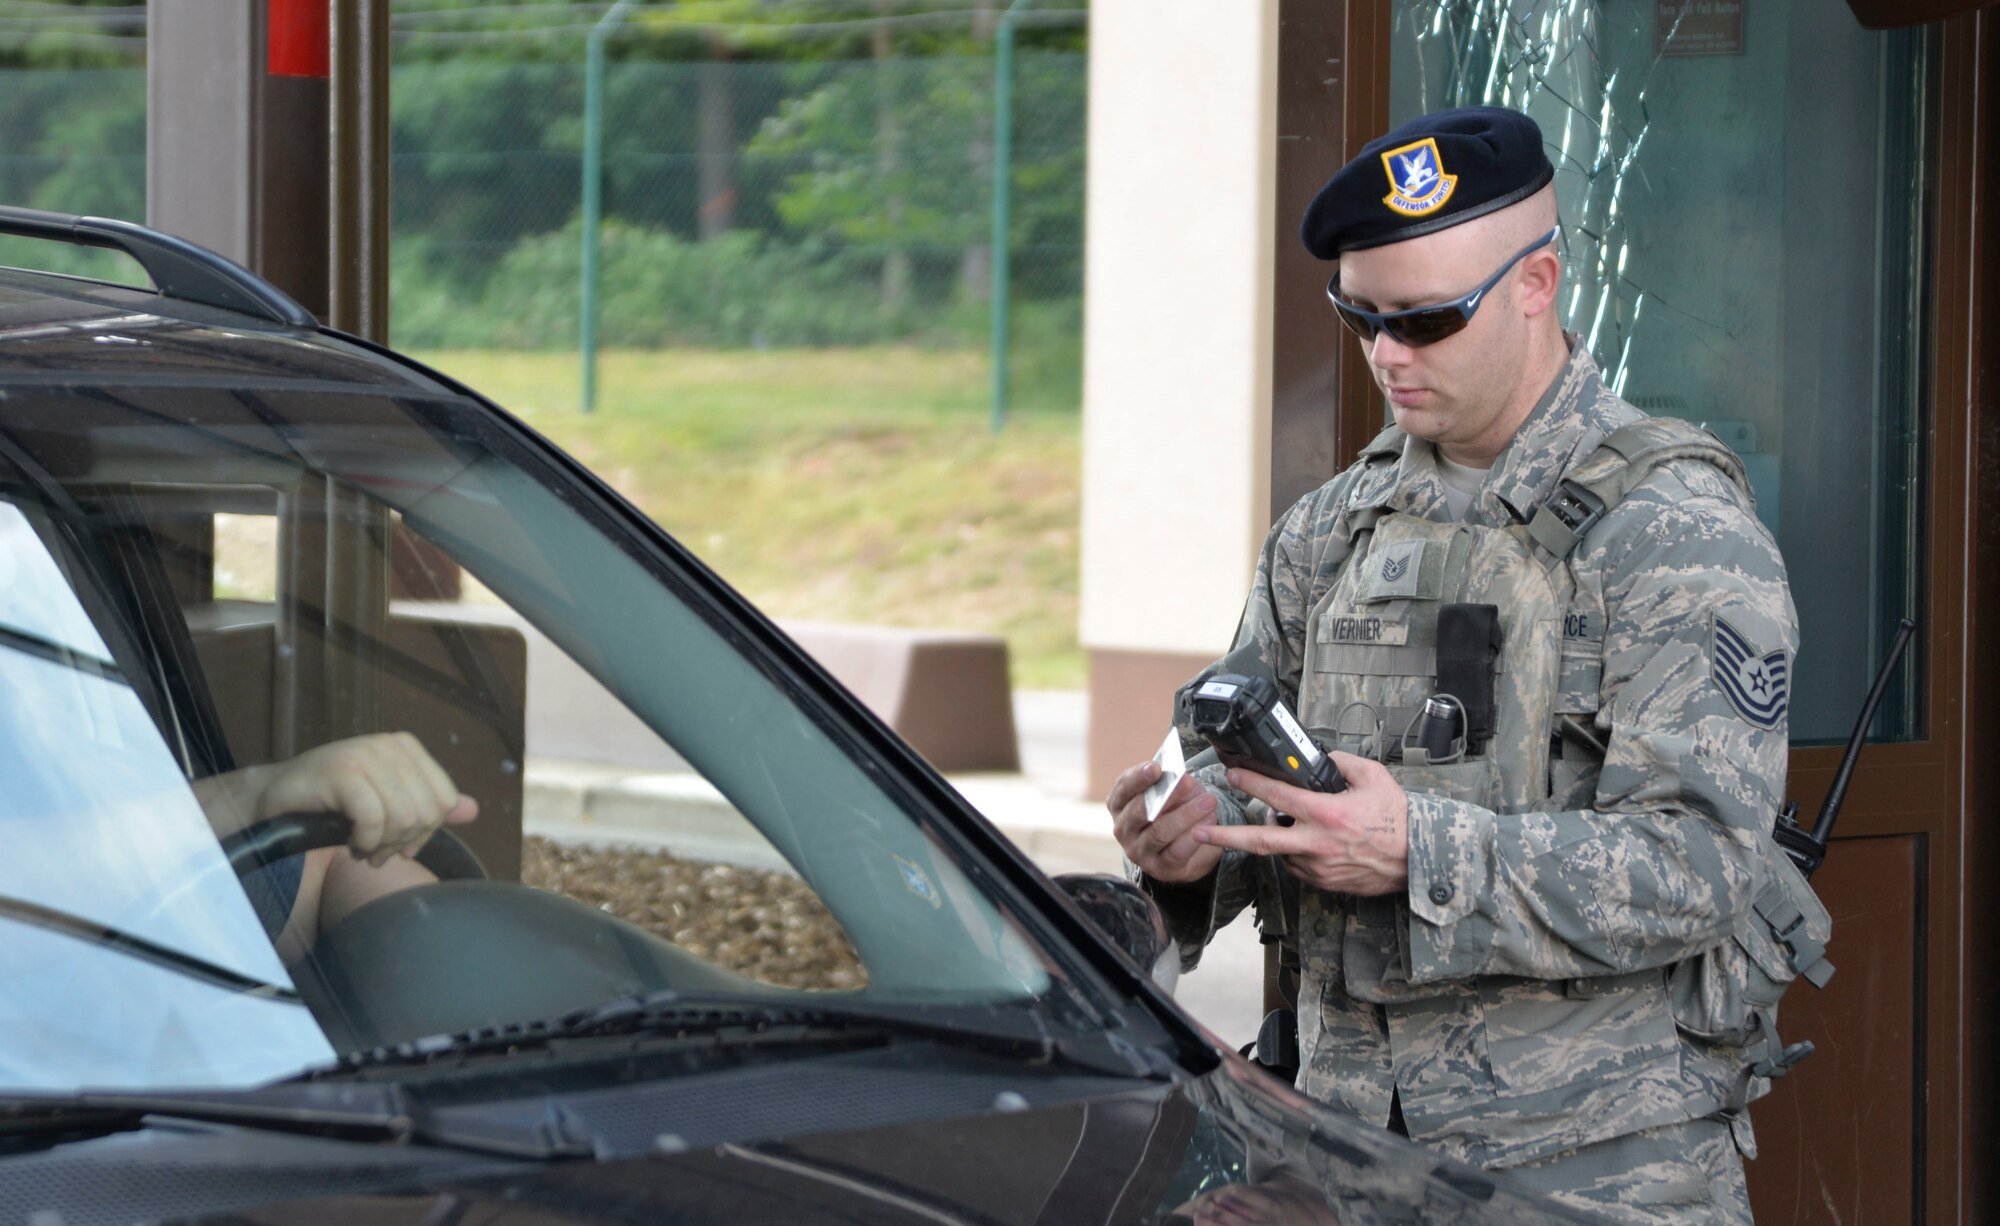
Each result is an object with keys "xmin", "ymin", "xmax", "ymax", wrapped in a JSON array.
[{"xmin": 413, "ymin": 347, "xmax": 1084, "ymax": 690}]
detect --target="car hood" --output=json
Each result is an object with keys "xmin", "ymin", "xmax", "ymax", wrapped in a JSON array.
[{"xmin": 11, "ymin": 1053, "xmax": 1582, "ymax": 1225}]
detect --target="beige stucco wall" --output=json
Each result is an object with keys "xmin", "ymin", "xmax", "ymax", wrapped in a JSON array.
[{"xmin": 1077, "ymin": 0, "xmax": 1279, "ymax": 659}]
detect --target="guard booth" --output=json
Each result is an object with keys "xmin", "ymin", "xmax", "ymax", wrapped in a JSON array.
[
  {"xmin": 1082, "ymin": 0, "xmax": 2000, "ymax": 1220},
  {"xmin": 142, "ymin": 0, "xmax": 524, "ymax": 881}
]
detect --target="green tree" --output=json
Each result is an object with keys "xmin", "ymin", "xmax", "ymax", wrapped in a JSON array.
[{"xmin": 28, "ymin": 84, "xmax": 144, "ymax": 220}]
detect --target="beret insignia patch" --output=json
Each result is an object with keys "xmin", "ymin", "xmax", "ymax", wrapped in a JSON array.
[
  {"xmin": 1302, "ymin": 107, "xmax": 1553, "ymax": 256},
  {"xmin": 1712, "ymin": 613, "xmax": 1788, "ymax": 730},
  {"xmin": 1380, "ymin": 137, "xmax": 1458, "ymax": 217}
]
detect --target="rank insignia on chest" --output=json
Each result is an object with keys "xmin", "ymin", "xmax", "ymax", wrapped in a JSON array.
[
  {"xmin": 1369, "ymin": 539, "xmax": 1427, "ymax": 599},
  {"xmin": 1712, "ymin": 613, "xmax": 1789, "ymax": 730}
]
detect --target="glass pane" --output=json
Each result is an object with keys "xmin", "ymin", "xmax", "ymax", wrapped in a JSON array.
[
  {"xmin": 0, "ymin": 378, "xmax": 1072, "ymax": 1088},
  {"xmin": 1390, "ymin": 0, "xmax": 1932, "ymax": 743},
  {"xmin": 0, "ymin": 503, "xmax": 333, "ymax": 1089},
  {"xmin": 184, "ymin": 499, "xmax": 874, "ymax": 996}
]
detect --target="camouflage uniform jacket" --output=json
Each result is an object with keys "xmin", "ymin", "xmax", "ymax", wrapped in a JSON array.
[{"xmin": 1147, "ymin": 340, "xmax": 1799, "ymax": 1170}]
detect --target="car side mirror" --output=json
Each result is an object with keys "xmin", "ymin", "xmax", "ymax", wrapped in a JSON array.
[{"xmin": 1054, "ymin": 872, "xmax": 1179, "ymax": 994}]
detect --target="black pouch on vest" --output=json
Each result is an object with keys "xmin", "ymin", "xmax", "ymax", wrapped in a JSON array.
[{"xmin": 1435, "ymin": 603, "xmax": 1502, "ymax": 752}]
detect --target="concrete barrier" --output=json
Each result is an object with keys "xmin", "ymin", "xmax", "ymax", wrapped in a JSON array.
[
  {"xmin": 780, "ymin": 620, "xmax": 1020, "ymax": 773},
  {"xmin": 448, "ymin": 606, "xmax": 1020, "ymax": 775}
]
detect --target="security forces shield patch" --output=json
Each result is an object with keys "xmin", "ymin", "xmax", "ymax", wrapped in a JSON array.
[
  {"xmin": 1712, "ymin": 613, "xmax": 1788, "ymax": 730},
  {"xmin": 1379, "ymin": 137, "xmax": 1458, "ymax": 217}
]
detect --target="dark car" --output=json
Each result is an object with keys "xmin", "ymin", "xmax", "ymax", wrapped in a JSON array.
[{"xmin": 0, "ymin": 208, "xmax": 1581, "ymax": 1226}]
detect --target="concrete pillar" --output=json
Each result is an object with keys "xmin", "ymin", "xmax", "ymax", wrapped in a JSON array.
[
  {"xmin": 146, "ymin": 0, "xmax": 331, "ymax": 318},
  {"xmin": 1078, "ymin": 0, "xmax": 1281, "ymax": 799},
  {"xmin": 146, "ymin": 3, "xmax": 259, "ymax": 267}
]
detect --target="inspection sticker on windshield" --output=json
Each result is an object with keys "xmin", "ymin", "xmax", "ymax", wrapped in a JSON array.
[
  {"xmin": 894, "ymin": 855, "xmax": 943, "ymax": 909},
  {"xmin": 1144, "ymin": 728, "xmax": 1187, "ymax": 823}
]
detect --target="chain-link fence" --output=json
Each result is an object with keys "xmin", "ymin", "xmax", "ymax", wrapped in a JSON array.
[
  {"xmin": 0, "ymin": 64, "xmax": 146, "ymax": 282},
  {"xmin": 0, "ymin": 9, "xmax": 1089, "ymax": 415},
  {"xmin": 391, "ymin": 50, "xmax": 1084, "ymax": 383}
]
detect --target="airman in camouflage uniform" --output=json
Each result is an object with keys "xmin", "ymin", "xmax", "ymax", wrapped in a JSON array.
[{"xmin": 1106, "ymin": 108, "xmax": 1809, "ymax": 1224}]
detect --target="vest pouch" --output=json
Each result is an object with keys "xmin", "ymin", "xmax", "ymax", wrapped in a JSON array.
[
  {"xmin": 1667, "ymin": 851, "xmax": 1832, "ymax": 1045},
  {"xmin": 1304, "ymin": 625, "xmax": 1441, "ymax": 759},
  {"xmin": 1482, "ymin": 970, "xmax": 1679, "ymax": 1100},
  {"xmin": 1391, "ymin": 756, "xmax": 1502, "ymax": 808},
  {"xmin": 1335, "ymin": 760, "xmax": 1498, "ymax": 1008},
  {"xmin": 1300, "ymin": 513, "xmax": 1560, "ymax": 812},
  {"xmin": 1300, "ymin": 522, "xmax": 1471, "ymax": 755},
  {"xmin": 1339, "ymin": 894, "xmax": 1443, "ymax": 1005}
]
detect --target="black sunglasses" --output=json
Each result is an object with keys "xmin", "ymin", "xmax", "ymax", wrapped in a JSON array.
[{"xmin": 1325, "ymin": 226, "xmax": 1562, "ymax": 349}]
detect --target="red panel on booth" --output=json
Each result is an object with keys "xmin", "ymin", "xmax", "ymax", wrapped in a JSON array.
[{"xmin": 268, "ymin": 0, "xmax": 329, "ymax": 79}]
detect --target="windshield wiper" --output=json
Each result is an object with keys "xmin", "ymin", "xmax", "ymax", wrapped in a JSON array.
[
  {"xmin": 304, "ymin": 989, "xmax": 1175, "ymax": 1083},
  {"xmin": 0, "ymin": 893, "xmax": 300, "ymax": 1004},
  {"xmin": 0, "ymin": 1081, "xmax": 593, "ymax": 1160}
]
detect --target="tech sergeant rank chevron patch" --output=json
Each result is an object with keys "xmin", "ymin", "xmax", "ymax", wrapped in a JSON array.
[{"xmin": 1711, "ymin": 612, "xmax": 1789, "ymax": 730}]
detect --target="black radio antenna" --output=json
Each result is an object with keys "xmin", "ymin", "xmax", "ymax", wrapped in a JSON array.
[{"xmin": 1772, "ymin": 617, "xmax": 1916, "ymax": 878}]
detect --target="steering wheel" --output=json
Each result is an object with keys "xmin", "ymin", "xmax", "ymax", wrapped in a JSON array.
[{"xmin": 219, "ymin": 811, "xmax": 487, "ymax": 881}]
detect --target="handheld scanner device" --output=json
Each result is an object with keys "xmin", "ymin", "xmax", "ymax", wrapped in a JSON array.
[{"xmin": 1187, "ymin": 673, "xmax": 1346, "ymax": 794}]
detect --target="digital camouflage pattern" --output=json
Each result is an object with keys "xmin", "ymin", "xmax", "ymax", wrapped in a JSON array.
[
  {"xmin": 1506, "ymin": 1116, "xmax": 1753, "ymax": 1225},
  {"xmin": 1178, "ymin": 1057, "xmax": 1606, "ymax": 1226},
  {"xmin": 1144, "ymin": 340, "xmax": 1800, "ymax": 1187}
]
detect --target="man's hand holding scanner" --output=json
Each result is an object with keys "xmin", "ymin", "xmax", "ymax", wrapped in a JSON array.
[
  {"xmin": 1194, "ymin": 753, "xmax": 1410, "ymax": 896},
  {"xmin": 1108, "ymin": 760, "xmax": 1222, "ymax": 884}
]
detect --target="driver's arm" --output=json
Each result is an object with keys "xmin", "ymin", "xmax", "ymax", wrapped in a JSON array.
[
  {"xmin": 276, "ymin": 846, "xmax": 439, "ymax": 963},
  {"xmin": 192, "ymin": 731, "xmax": 478, "ymax": 960},
  {"xmin": 192, "ymin": 731, "xmax": 478, "ymax": 865}
]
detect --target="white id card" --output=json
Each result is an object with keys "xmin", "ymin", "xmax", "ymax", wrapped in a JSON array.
[{"xmin": 1143, "ymin": 728, "xmax": 1187, "ymax": 822}]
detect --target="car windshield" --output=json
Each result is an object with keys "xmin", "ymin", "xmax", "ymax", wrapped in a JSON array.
[{"xmin": 0, "ymin": 354, "xmax": 1066, "ymax": 1092}]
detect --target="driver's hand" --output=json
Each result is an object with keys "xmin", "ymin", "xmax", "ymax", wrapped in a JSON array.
[{"xmin": 255, "ymin": 732, "xmax": 478, "ymax": 867}]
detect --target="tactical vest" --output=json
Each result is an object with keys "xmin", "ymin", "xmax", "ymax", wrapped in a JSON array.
[{"xmin": 1286, "ymin": 417, "xmax": 1832, "ymax": 1163}]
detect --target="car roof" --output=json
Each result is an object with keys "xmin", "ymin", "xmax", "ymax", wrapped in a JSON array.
[{"xmin": 0, "ymin": 265, "xmax": 457, "ymax": 399}]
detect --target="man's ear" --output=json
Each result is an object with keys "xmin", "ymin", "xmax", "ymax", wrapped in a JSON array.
[{"xmin": 1515, "ymin": 248, "xmax": 1562, "ymax": 318}]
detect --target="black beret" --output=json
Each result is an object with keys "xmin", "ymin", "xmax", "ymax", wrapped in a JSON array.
[{"xmin": 1300, "ymin": 106, "xmax": 1554, "ymax": 258}]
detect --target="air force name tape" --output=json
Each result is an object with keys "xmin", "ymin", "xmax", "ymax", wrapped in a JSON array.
[{"xmin": 1712, "ymin": 612, "xmax": 1789, "ymax": 730}]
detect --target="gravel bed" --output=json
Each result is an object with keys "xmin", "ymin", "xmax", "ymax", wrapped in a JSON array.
[{"xmin": 520, "ymin": 836, "xmax": 867, "ymax": 991}]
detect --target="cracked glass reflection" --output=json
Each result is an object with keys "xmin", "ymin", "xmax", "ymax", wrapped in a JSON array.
[
  {"xmin": 1389, "ymin": 0, "xmax": 1933, "ymax": 741},
  {"xmin": 1393, "ymin": 0, "xmax": 1683, "ymax": 397}
]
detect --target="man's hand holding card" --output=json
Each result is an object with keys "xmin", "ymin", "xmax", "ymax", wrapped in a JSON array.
[
  {"xmin": 1143, "ymin": 728, "xmax": 1187, "ymax": 822},
  {"xmin": 1105, "ymin": 728, "xmax": 1224, "ymax": 885}
]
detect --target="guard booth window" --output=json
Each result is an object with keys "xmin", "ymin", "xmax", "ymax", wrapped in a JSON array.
[{"xmin": 1389, "ymin": 0, "xmax": 1933, "ymax": 743}]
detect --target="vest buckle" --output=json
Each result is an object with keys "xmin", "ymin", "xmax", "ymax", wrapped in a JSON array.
[
  {"xmin": 1525, "ymin": 479, "xmax": 1608, "ymax": 558},
  {"xmin": 1546, "ymin": 479, "xmax": 1607, "ymax": 535}
]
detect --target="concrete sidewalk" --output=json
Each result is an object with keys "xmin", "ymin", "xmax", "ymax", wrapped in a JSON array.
[{"xmin": 523, "ymin": 690, "xmax": 1266, "ymax": 1050}]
